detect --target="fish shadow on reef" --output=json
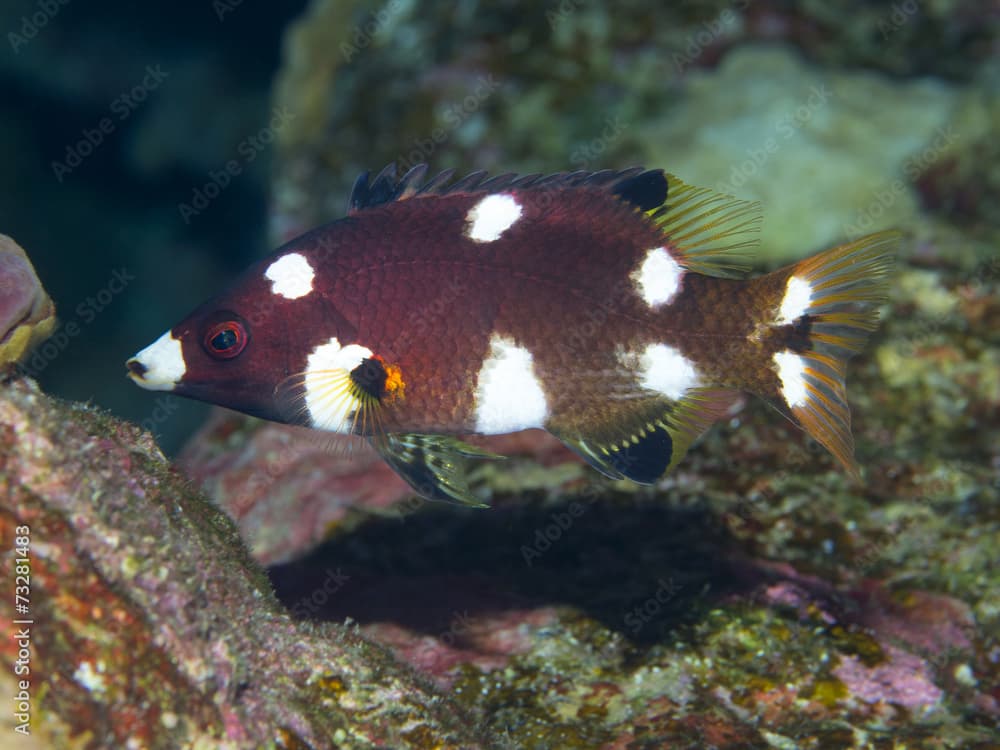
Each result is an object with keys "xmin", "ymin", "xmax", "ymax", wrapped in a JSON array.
[{"xmin": 268, "ymin": 494, "xmax": 752, "ymax": 647}]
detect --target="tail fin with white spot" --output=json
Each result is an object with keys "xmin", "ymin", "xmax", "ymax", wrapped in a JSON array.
[{"xmin": 762, "ymin": 231, "xmax": 898, "ymax": 476}]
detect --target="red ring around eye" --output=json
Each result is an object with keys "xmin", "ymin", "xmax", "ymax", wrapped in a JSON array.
[{"xmin": 203, "ymin": 320, "xmax": 248, "ymax": 359}]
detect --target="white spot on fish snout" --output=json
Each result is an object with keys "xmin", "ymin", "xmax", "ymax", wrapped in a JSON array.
[
  {"xmin": 775, "ymin": 276, "xmax": 812, "ymax": 325},
  {"xmin": 303, "ymin": 337, "xmax": 373, "ymax": 432},
  {"xmin": 773, "ymin": 350, "xmax": 807, "ymax": 407},
  {"xmin": 474, "ymin": 334, "xmax": 548, "ymax": 433},
  {"xmin": 265, "ymin": 252, "xmax": 315, "ymax": 300},
  {"xmin": 465, "ymin": 194, "xmax": 523, "ymax": 243},
  {"xmin": 631, "ymin": 247, "xmax": 684, "ymax": 308},
  {"xmin": 626, "ymin": 343, "xmax": 701, "ymax": 400},
  {"xmin": 127, "ymin": 330, "xmax": 186, "ymax": 391}
]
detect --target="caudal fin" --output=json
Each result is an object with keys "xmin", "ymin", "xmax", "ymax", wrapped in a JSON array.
[{"xmin": 764, "ymin": 231, "xmax": 898, "ymax": 477}]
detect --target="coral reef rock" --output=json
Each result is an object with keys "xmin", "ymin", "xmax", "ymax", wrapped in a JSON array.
[{"xmin": 0, "ymin": 377, "xmax": 486, "ymax": 749}]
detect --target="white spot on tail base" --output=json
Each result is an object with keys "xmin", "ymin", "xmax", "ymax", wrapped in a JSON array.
[
  {"xmin": 265, "ymin": 252, "xmax": 315, "ymax": 300},
  {"xmin": 631, "ymin": 247, "xmax": 684, "ymax": 307},
  {"xmin": 775, "ymin": 276, "xmax": 812, "ymax": 325},
  {"xmin": 773, "ymin": 350, "xmax": 808, "ymax": 407},
  {"xmin": 636, "ymin": 343, "xmax": 701, "ymax": 400},
  {"xmin": 127, "ymin": 330, "xmax": 186, "ymax": 391},
  {"xmin": 474, "ymin": 334, "xmax": 548, "ymax": 433},
  {"xmin": 465, "ymin": 194, "xmax": 523, "ymax": 243},
  {"xmin": 303, "ymin": 337, "xmax": 373, "ymax": 432}
]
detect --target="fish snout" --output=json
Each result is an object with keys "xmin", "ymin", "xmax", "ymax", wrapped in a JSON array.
[{"xmin": 126, "ymin": 331, "xmax": 186, "ymax": 391}]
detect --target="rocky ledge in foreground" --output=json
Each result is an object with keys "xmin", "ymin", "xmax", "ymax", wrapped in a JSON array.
[{"xmin": 0, "ymin": 377, "xmax": 485, "ymax": 750}]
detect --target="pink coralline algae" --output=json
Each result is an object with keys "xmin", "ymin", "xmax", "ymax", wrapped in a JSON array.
[
  {"xmin": 834, "ymin": 644, "xmax": 943, "ymax": 711},
  {"xmin": 0, "ymin": 378, "xmax": 487, "ymax": 749}
]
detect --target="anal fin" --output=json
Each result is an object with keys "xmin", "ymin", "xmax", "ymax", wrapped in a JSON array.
[
  {"xmin": 372, "ymin": 433, "xmax": 503, "ymax": 507},
  {"xmin": 550, "ymin": 388, "xmax": 740, "ymax": 485}
]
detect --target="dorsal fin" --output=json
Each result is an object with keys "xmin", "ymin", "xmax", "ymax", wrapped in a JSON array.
[
  {"xmin": 347, "ymin": 163, "xmax": 668, "ymax": 214},
  {"xmin": 347, "ymin": 166, "xmax": 761, "ymax": 277},
  {"xmin": 612, "ymin": 169, "xmax": 668, "ymax": 211},
  {"xmin": 650, "ymin": 174, "xmax": 762, "ymax": 278}
]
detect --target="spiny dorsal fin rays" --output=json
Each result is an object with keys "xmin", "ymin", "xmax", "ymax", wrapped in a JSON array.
[
  {"xmin": 649, "ymin": 174, "xmax": 763, "ymax": 278},
  {"xmin": 347, "ymin": 163, "xmax": 663, "ymax": 214},
  {"xmin": 348, "ymin": 166, "xmax": 760, "ymax": 278}
]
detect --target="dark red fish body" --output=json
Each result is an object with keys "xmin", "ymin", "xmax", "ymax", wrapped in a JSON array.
[{"xmin": 128, "ymin": 166, "xmax": 896, "ymax": 503}]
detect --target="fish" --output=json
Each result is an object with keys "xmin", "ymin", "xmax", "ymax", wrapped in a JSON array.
[{"xmin": 126, "ymin": 165, "xmax": 896, "ymax": 506}]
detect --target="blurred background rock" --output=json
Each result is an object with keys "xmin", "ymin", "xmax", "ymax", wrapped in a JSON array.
[{"xmin": 1, "ymin": 0, "xmax": 308, "ymax": 448}]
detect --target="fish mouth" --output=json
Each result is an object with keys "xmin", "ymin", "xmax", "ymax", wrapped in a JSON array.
[{"xmin": 126, "ymin": 358, "xmax": 148, "ymax": 379}]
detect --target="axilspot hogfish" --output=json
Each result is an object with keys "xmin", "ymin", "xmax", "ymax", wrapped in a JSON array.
[{"xmin": 127, "ymin": 165, "xmax": 896, "ymax": 505}]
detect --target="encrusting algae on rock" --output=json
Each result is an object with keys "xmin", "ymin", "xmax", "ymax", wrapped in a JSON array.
[{"xmin": 0, "ymin": 377, "xmax": 489, "ymax": 749}]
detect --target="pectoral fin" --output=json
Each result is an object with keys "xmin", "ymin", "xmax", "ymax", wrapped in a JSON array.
[{"xmin": 373, "ymin": 433, "xmax": 503, "ymax": 507}]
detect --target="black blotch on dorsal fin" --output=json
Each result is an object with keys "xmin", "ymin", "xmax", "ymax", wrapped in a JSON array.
[
  {"xmin": 611, "ymin": 169, "xmax": 668, "ymax": 212},
  {"xmin": 348, "ymin": 164, "xmax": 431, "ymax": 213},
  {"xmin": 606, "ymin": 425, "xmax": 674, "ymax": 484},
  {"xmin": 347, "ymin": 164, "xmax": 670, "ymax": 215}
]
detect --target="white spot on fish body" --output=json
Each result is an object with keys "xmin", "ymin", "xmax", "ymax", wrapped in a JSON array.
[
  {"xmin": 265, "ymin": 252, "xmax": 315, "ymax": 300},
  {"xmin": 635, "ymin": 343, "xmax": 701, "ymax": 400},
  {"xmin": 631, "ymin": 247, "xmax": 684, "ymax": 308},
  {"xmin": 775, "ymin": 276, "xmax": 812, "ymax": 325},
  {"xmin": 465, "ymin": 194, "xmax": 523, "ymax": 243},
  {"xmin": 127, "ymin": 330, "xmax": 186, "ymax": 391},
  {"xmin": 474, "ymin": 334, "xmax": 549, "ymax": 433},
  {"xmin": 773, "ymin": 350, "xmax": 807, "ymax": 407},
  {"xmin": 303, "ymin": 337, "xmax": 373, "ymax": 432}
]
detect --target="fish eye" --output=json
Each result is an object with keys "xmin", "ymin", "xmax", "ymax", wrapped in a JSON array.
[{"xmin": 203, "ymin": 319, "xmax": 248, "ymax": 359}]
